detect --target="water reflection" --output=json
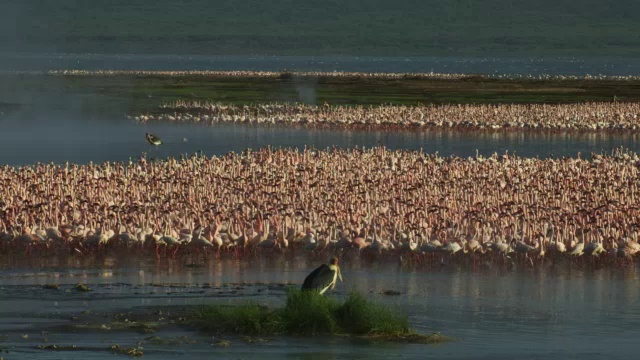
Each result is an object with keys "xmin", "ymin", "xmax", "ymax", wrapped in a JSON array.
[
  {"xmin": 1, "ymin": 257, "xmax": 639, "ymax": 359},
  {"xmin": 2, "ymin": 112, "xmax": 640, "ymax": 165}
]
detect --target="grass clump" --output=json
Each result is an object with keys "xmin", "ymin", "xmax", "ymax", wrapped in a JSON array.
[
  {"xmin": 191, "ymin": 289, "xmax": 427, "ymax": 341},
  {"xmin": 193, "ymin": 304, "xmax": 282, "ymax": 335},
  {"xmin": 335, "ymin": 292, "xmax": 408, "ymax": 335},
  {"xmin": 280, "ymin": 289, "xmax": 341, "ymax": 335},
  {"xmin": 74, "ymin": 283, "xmax": 91, "ymax": 292}
]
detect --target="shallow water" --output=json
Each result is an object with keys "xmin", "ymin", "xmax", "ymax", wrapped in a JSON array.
[
  {"xmin": 0, "ymin": 257, "xmax": 638, "ymax": 359},
  {"xmin": 0, "ymin": 111, "xmax": 639, "ymax": 165}
]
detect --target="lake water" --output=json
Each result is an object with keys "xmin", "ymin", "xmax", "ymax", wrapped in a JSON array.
[
  {"xmin": 0, "ymin": 110, "xmax": 638, "ymax": 165},
  {"xmin": 2, "ymin": 53, "xmax": 639, "ymax": 166},
  {"xmin": 0, "ymin": 257, "xmax": 638, "ymax": 359}
]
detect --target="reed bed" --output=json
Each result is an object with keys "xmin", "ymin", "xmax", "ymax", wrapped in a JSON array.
[{"xmin": 132, "ymin": 101, "xmax": 640, "ymax": 131}]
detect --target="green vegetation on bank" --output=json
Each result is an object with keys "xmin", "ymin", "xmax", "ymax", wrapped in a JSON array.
[
  {"xmin": 2, "ymin": 73, "xmax": 639, "ymax": 117},
  {"xmin": 190, "ymin": 289, "xmax": 448, "ymax": 343}
]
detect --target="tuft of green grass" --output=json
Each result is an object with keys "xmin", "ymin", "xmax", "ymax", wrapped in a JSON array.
[
  {"xmin": 191, "ymin": 289, "xmax": 426, "ymax": 341},
  {"xmin": 74, "ymin": 283, "xmax": 91, "ymax": 292},
  {"xmin": 335, "ymin": 292, "xmax": 408, "ymax": 335},
  {"xmin": 280, "ymin": 288, "xmax": 341, "ymax": 335},
  {"xmin": 193, "ymin": 304, "xmax": 282, "ymax": 335}
]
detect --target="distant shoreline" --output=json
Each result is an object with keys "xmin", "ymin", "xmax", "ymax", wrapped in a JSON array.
[
  {"xmin": 4, "ymin": 69, "xmax": 640, "ymax": 82},
  {"xmin": 3, "ymin": 70, "xmax": 640, "ymax": 118}
]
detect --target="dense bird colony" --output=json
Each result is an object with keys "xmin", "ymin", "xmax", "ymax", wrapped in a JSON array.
[
  {"xmin": 132, "ymin": 101, "xmax": 640, "ymax": 131},
  {"xmin": 1, "ymin": 147, "xmax": 639, "ymax": 266}
]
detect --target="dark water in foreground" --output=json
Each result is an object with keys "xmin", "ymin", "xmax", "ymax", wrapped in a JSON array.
[
  {"xmin": 0, "ymin": 112, "xmax": 638, "ymax": 165},
  {"xmin": 0, "ymin": 257, "xmax": 639, "ymax": 359}
]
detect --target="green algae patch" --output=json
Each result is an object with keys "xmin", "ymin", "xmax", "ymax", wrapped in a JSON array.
[
  {"xmin": 213, "ymin": 338, "xmax": 232, "ymax": 347},
  {"xmin": 194, "ymin": 304, "xmax": 283, "ymax": 335},
  {"xmin": 74, "ymin": 283, "xmax": 92, "ymax": 292},
  {"xmin": 281, "ymin": 289, "xmax": 342, "ymax": 335},
  {"xmin": 110, "ymin": 344, "xmax": 144, "ymax": 357},
  {"xmin": 335, "ymin": 292, "xmax": 408, "ymax": 335},
  {"xmin": 190, "ymin": 289, "xmax": 445, "ymax": 344}
]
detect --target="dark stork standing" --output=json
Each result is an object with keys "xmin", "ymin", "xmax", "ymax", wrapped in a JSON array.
[
  {"xmin": 145, "ymin": 133, "xmax": 162, "ymax": 146},
  {"xmin": 301, "ymin": 257, "xmax": 343, "ymax": 295}
]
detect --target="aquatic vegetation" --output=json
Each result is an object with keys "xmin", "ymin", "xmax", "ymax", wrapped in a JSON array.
[
  {"xmin": 280, "ymin": 289, "xmax": 341, "ymax": 335},
  {"xmin": 4, "ymin": 71, "xmax": 640, "ymax": 120},
  {"xmin": 74, "ymin": 284, "xmax": 92, "ymax": 292},
  {"xmin": 109, "ymin": 344, "xmax": 144, "ymax": 357},
  {"xmin": 335, "ymin": 292, "xmax": 408, "ymax": 335},
  {"xmin": 192, "ymin": 289, "xmax": 436, "ymax": 342},
  {"xmin": 195, "ymin": 304, "xmax": 282, "ymax": 335},
  {"xmin": 42, "ymin": 284, "xmax": 60, "ymax": 290},
  {"xmin": 213, "ymin": 339, "xmax": 231, "ymax": 347}
]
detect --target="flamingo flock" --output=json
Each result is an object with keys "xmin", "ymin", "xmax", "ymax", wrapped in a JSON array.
[
  {"xmin": 131, "ymin": 101, "xmax": 640, "ymax": 132},
  {"xmin": 1, "ymin": 146, "xmax": 639, "ymax": 267}
]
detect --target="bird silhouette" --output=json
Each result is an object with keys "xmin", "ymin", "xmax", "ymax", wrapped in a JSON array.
[{"xmin": 145, "ymin": 133, "xmax": 162, "ymax": 146}]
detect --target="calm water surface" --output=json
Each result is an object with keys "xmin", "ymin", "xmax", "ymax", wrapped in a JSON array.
[
  {"xmin": 0, "ymin": 112, "xmax": 638, "ymax": 165},
  {"xmin": 0, "ymin": 257, "xmax": 638, "ymax": 359}
]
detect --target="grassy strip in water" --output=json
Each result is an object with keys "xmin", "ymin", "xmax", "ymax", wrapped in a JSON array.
[
  {"xmin": 2, "ymin": 73, "xmax": 640, "ymax": 117},
  {"xmin": 191, "ymin": 289, "xmax": 447, "ymax": 343},
  {"xmin": 195, "ymin": 303, "xmax": 282, "ymax": 335}
]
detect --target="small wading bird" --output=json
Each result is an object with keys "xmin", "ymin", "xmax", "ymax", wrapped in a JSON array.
[
  {"xmin": 301, "ymin": 257, "xmax": 343, "ymax": 295},
  {"xmin": 145, "ymin": 133, "xmax": 162, "ymax": 146}
]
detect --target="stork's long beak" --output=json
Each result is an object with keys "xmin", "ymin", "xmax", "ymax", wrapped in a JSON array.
[{"xmin": 338, "ymin": 266, "xmax": 343, "ymax": 282}]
